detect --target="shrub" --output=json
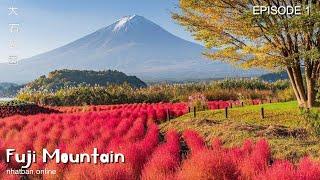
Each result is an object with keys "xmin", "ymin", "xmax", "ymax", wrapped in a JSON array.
[
  {"xmin": 277, "ymin": 87, "xmax": 296, "ymax": 101},
  {"xmin": 188, "ymin": 93, "xmax": 208, "ymax": 111},
  {"xmin": 141, "ymin": 131, "xmax": 180, "ymax": 180},
  {"xmin": 302, "ymin": 109, "xmax": 320, "ymax": 135}
]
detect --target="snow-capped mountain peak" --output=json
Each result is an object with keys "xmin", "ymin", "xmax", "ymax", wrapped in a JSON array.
[{"xmin": 113, "ymin": 14, "xmax": 140, "ymax": 32}]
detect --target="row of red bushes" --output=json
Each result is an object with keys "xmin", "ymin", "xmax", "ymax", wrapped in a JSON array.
[
  {"xmin": 0, "ymin": 104, "xmax": 59, "ymax": 119},
  {"xmin": 1, "ymin": 99, "xmax": 269, "ymax": 119}
]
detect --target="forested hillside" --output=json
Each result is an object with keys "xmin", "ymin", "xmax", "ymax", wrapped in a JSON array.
[
  {"xmin": 0, "ymin": 83, "xmax": 23, "ymax": 97},
  {"xmin": 25, "ymin": 69, "xmax": 147, "ymax": 91}
]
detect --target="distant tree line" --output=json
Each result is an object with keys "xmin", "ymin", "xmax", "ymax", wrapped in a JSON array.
[{"xmin": 17, "ymin": 79, "xmax": 293, "ymax": 106}]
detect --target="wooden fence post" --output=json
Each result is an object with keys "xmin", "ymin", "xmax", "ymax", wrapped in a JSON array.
[
  {"xmin": 193, "ymin": 107, "xmax": 196, "ymax": 118},
  {"xmin": 241, "ymin": 102, "xmax": 244, "ymax": 107},
  {"xmin": 225, "ymin": 107, "xmax": 228, "ymax": 118},
  {"xmin": 261, "ymin": 107, "xmax": 265, "ymax": 119},
  {"xmin": 166, "ymin": 109, "xmax": 170, "ymax": 121},
  {"xmin": 188, "ymin": 107, "xmax": 191, "ymax": 113}
]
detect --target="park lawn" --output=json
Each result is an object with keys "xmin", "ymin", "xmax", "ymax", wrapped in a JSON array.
[{"xmin": 160, "ymin": 101, "xmax": 320, "ymax": 161}]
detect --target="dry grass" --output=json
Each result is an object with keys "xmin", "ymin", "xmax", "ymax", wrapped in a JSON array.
[{"xmin": 160, "ymin": 101, "xmax": 320, "ymax": 161}]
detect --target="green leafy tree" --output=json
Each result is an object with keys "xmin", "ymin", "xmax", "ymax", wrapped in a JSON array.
[{"xmin": 173, "ymin": 0, "xmax": 320, "ymax": 108}]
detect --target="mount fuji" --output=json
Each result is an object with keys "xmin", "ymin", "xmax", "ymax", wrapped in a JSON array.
[{"xmin": 0, "ymin": 15, "xmax": 261, "ymax": 83}]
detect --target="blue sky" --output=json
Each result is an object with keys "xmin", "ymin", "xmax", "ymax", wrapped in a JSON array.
[{"xmin": 0, "ymin": 0, "xmax": 196, "ymax": 63}]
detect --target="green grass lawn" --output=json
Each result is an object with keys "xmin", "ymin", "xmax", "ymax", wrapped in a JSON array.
[{"xmin": 160, "ymin": 101, "xmax": 320, "ymax": 161}]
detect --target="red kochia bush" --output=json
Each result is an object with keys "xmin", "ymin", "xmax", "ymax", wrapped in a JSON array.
[
  {"xmin": 141, "ymin": 131, "xmax": 181, "ymax": 180},
  {"xmin": 179, "ymin": 130, "xmax": 238, "ymax": 180},
  {"xmin": 296, "ymin": 157, "xmax": 320, "ymax": 179},
  {"xmin": 124, "ymin": 117, "xmax": 146, "ymax": 142},
  {"xmin": 183, "ymin": 130, "xmax": 205, "ymax": 154},
  {"xmin": 178, "ymin": 148, "xmax": 239, "ymax": 180},
  {"xmin": 257, "ymin": 158, "xmax": 320, "ymax": 180},
  {"xmin": 240, "ymin": 139, "xmax": 271, "ymax": 178}
]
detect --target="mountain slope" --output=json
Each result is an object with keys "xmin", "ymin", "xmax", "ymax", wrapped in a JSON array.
[
  {"xmin": 0, "ymin": 15, "xmax": 261, "ymax": 83},
  {"xmin": 0, "ymin": 83, "xmax": 23, "ymax": 97},
  {"xmin": 259, "ymin": 71, "xmax": 289, "ymax": 82}
]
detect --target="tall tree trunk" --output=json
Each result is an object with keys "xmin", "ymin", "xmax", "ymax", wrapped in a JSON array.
[
  {"xmin": 305, "ymin": 61, "xmax": 319, "ymax": 108},
  {"xmin": 292, "ymin": 65, "xmax": 307, "ymax": 104},
  {"xmin": 287, "ymin": 67, "xmax": 305, "ymax": 107},
  {"xmin": 287, "ymin": 63, "xmax": 317, "ymax": 108},
  {"xmin": 306, "ymin": 76, "xmax": 315, "ymax": 108}
]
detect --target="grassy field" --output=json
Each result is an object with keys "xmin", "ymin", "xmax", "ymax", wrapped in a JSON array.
[{"xmin": 160, "ymin": 101, "xmax": 320, "ymax": 161}]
